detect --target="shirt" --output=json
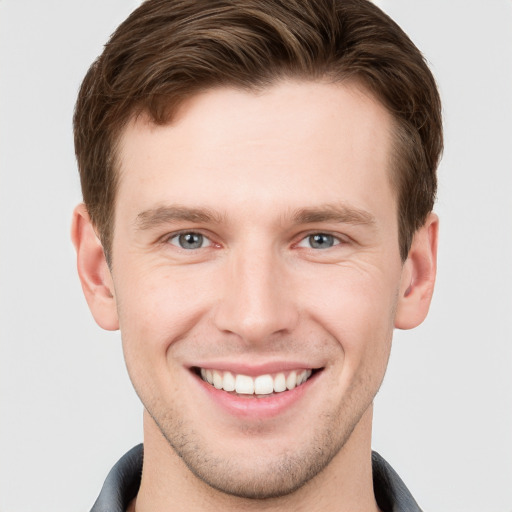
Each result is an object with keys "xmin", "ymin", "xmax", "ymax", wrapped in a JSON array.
[{"xmin": 90, "ymin": 444, "xmax": 422, "ymax": 512}]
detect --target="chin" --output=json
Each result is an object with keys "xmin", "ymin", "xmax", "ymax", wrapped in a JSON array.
[
  {"xmin": 151, "ymin": 405, "xmax": 361, "ymax": 500},
  {"xmin": 178, "ymin": 448, "xmax": 335, "ymax": 500}
]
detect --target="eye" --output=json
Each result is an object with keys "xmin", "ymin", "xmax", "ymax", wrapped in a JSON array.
[
  {"xmin": 297, "ymin": 233, "xmax": 340, "ymax": 250},
  {"xmin": 168, "ymin": 232, "xmax": 212, "ymax": 250}
]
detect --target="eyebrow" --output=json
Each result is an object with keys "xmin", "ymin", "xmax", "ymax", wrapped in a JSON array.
[
  {"xmin": 135, "ymin": 202, "xmax": 376, "ymax": 231},
  {"xmin": 291, "ymin": 203, "xmax": 376, "ymax": 226},
  {"xmin": 135, "ymin": 205, "xmax": 224, "ymax": 230}
]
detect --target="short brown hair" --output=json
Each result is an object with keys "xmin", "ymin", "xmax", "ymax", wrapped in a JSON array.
[{"xmin": 74, "ymin": 0, "xmax": 442, "ymax": 263}]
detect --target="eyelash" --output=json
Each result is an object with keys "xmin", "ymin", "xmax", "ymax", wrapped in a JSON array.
[
  {"xmin": 166, "ymin": 231, "xmax": 214, "ymax": 250},
  {"xmin": 295, "ymin": 233, "xmax": 343, "ymax": 250},
  {"xmin": 164, "ymin": 231, "xmax": 346, "ymax": 251}
]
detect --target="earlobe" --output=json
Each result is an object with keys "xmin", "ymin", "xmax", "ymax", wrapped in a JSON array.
[
  {"xmin": 71, "ymin": 204, "xmax": 119, "ymax": 331},
  {"xmin": 394, "ymin": 213, "xmax": 439, "ymax": 330}
]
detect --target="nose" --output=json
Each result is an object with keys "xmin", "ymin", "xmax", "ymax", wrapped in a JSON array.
[{"xmin": 213, "ymin": 243, "xmax": 299, "ymax": 344}]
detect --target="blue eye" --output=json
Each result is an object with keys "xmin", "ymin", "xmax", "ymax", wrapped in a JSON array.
[
  {"xmin": 169, "ymin": 232, "xmax": 211, "ymax": 249},
  {"xmin": 298, "ymin": 233, "xmax": 339, "ymax": 249}
]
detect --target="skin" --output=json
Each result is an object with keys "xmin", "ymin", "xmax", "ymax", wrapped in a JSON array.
[{"xmin": 72, "ymin": 80, "xmax": 438, "ymax": 512}]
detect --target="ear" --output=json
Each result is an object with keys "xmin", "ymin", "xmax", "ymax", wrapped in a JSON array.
[
  {"xmin": 394, "ymin": 213, "xmax": 439, "ymax": 330},
  {"xmin": 71, "ymin": 204, "xmax": 119, "ymax": 331}
]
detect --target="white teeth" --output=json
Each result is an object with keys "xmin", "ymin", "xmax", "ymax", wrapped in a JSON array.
[
  {"xmin": 213, "ymin": 370, "xmax": 223, "ymax": 389},
  {"xmin": 223, "ymin": 371, "xmax": 236, "ymax": 392},
  {"xmin": 273, "ymin": 372, "xmax": 286, "ymax": 392},
  {"xmin": 235, "ymin": 374, "xmax": 254, "ymax": 394},
  {"xmin": 297, "ymin": 370, "xmax": 310, "ymax": 385},
  {"xmin": 254, "ymin": 375, "xmax": 274, "ymax": 395},
  {"xmin": 199, "ymin": 368, "xmax": 314, "ymax": 394},
  {"xmin": 286, "ymin": 371, "xmax": 297, "ymax": 390}
]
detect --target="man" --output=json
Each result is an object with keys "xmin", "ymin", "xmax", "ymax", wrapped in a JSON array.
[{"xmin": 71, "ymin": 0, "xmax": 442, "ymax": 510}]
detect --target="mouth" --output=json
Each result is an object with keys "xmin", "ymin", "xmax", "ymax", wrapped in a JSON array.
[{"xmin": 192, "ymin": 367, "xmax": 320, "ymax": 397}]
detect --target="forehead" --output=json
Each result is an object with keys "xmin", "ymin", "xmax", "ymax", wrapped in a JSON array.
[{"xmin": 115, "ymin": 80, "xmax": 396, "ymax": 224}]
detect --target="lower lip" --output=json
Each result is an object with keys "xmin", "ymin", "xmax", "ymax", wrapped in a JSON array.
[{"xmin": 193, "ymin": 372, "xmax": 319, "ymax": 420}]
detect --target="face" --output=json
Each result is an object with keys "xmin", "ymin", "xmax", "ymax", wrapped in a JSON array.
[{"xmin": 94, "ymin": 81, "xmax": 417, "ymax": 497}]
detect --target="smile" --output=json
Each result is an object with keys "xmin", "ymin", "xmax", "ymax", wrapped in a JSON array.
[{"xmin": 197, "ymin": 368, "xmax": 314, "ymax": 396}]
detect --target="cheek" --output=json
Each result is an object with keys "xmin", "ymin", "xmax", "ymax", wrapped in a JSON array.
[
  {"xmin": 303, "ymin": 263, "xmax": 399, "ymax": 330},
  {"xmin": 114, "ymin": 265, "xmax": 217, "ymax": 377},
  {"xmin": 117, "ymin": 261, "xmax": 215, "ymax": 328},
  {"xmin": 300, "ymin": 265, "xmax": 398, "ymax": 377}
]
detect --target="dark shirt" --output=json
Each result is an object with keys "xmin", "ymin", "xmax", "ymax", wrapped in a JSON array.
[{"xmin": 90, "ymin": 444, "xmax": 422, "ymax": 512}]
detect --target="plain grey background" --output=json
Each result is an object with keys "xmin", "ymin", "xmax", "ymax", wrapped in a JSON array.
[{"xmin": 1, "ymin": 1, "xmax": 511, "ymax": 511}]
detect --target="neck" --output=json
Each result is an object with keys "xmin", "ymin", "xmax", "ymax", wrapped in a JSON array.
[{"xmin": 130, "ymin": 406, "xmax": 380, "ymax": 512}]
